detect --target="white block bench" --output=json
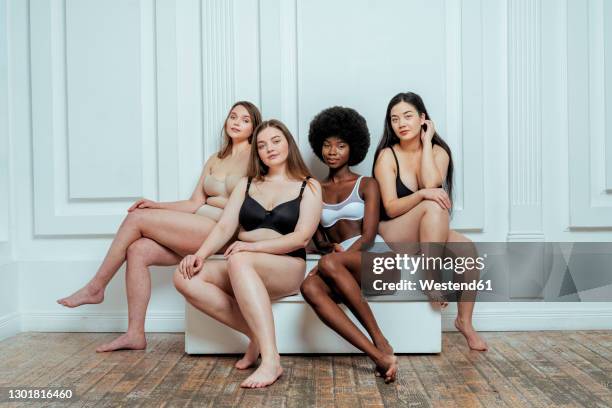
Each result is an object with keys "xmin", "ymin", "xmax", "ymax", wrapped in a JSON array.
[{"xmin": 185, "ymin": 255, "xmax": 441, "ymax": 354}]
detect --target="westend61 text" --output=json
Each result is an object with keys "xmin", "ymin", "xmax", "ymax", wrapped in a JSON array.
[{"xmin": 371, "ymin": 279, "xmax": 493, "ymax": 292}]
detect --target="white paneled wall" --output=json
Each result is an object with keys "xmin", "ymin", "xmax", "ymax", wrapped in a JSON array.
[{"xmin": 1, "ymin": 0, "xmax": 611, "ymax": 337}]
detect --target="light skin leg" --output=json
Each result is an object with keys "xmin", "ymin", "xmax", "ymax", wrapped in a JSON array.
[
  {"xmin": 57, "ymin": 208, "xmax": 216, "ymax": 308},
  {"xmin": 96, "ymin": 238, "xmax": 181, "ymax": 352},
  {"xmin": 225, "ymin": 252, "xmax": 305, "ymax": 389},
  {"xmin": 379, "ymin": 202, "xmax": 487, "ymax": 351}
]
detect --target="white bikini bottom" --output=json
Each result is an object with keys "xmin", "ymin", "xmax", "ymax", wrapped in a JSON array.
[{"xmin": 339, "ymin": 234, "xmax": 388, "ymax": 252}]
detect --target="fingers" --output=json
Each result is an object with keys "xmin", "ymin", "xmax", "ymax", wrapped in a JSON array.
[
  {"xmin": 224, "ymin": 242, "xmax": 236, "ymax": 257},
  {"xmin": 128, "ymin": 199, "xmax": 144, "ymax": 212}
]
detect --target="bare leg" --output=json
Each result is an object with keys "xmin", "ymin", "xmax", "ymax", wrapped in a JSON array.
[
  {"xmin": 226, "ymin": 252, "xmax": 305, "ymax": 389},
  {"xmin": 173, "ymin": 260, "xmax": 260, "ymax": 369},
  {"xmin": 379, "ymin": 200, "xmax": 450, "ymax": 308},
  {"xmin": 58, "ymin": 209, "xmax": 216, "ymax": 308},
  {"xmin": 301, "ymin": 273, "xmax": 397, "ymax": 383},
  {"xmin": 96, "ymin": 238, "xmax": 181, "ymax": 352},
  {"xmin": 317, "ymin": 252, "xmax": 394, "ymax": 356},
  {"xmin": 447, "ymin": 230, "xmax": 488, "ymax": 351}
]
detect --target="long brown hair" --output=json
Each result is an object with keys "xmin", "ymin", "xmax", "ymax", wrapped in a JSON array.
[
  {"xmin": 247, "ymin": 119, "xmax": 312, "ymax": 182},
  {"xmin": 217, "ymin": 101, "xmax": 262, "ymax": 159}
]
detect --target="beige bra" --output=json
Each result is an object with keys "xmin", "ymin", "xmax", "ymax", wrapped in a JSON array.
[{"xmin": 196, "ymin": 171, "xmax": 244, "ymax": 221}]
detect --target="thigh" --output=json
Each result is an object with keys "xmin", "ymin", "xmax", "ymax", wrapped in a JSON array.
[
  {"xmin": 129, "ymin": 238, "xmax": 182, "ymax": 266},
  {"xmin": 322, "ymin": 251, "xmax": 363, "ymax": 283},
  {"xmin": 192, "ymin": 259, "xmax": 234, "ymax": 296},
  {"xmin": 132, "ymin": 209, "xmax": 218, "ymax": 256},
  {"xmin": 247, "ymin": 253, "xmax": 307, "ymax": 300},
  {"xmin": 378, "ymin": 200, "xmax": 437, "ymax": 243}
]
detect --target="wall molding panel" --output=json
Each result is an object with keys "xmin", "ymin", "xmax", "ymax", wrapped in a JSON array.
[
  {"xmin": 507, "ymin": 0, "xmax": 544, "ymax": 241},
  {"xmin": 567, "ymin": 0, "xmax": 612, "ymax": 228},
  {"xmin": 29, "ymin": 0, "xmax": 158, "ymax": 236},
  {"xmin": 0, "ymin": 0, "xmax": 10, "ymax": 244},
  {"xmin": 201, "ymin": 0, "xmax": 235, "ymax": 161}
]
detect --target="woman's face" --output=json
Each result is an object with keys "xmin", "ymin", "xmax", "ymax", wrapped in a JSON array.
[
  {"xmin": 322, "ymin": 136, "xmax": 350, "ymax": 169},
  {"xmin": 225, "ymin": 104, "xmax": 254, "ymax": 141},
  {"xmin": 390, "ymin": 101, "xmax": 425, "ymax": 141},
  {"xmin": 256, "ymin": 126, "xmax": 289, "ymax": 168}
]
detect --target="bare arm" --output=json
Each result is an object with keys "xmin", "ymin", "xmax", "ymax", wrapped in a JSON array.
[
  {"xmin": 193, "ymin": 177, "xmax": 247, "ymax": 259},
  {"xmin": 419, "ymin": 121, "xmax": 449, "ymax": 188},
  {"xmin": 374, "ymin": 148, "xmax": 424, "ymax": 218},
  {"xmin": 246, "ymin": 180, "xmax": 323, "ymax": 255},
  {"xmin": 133, "ymin": 154, "xmax": 215, "ymax": 214},
  {"xmin": 157, "ymin": 154, "xmax": 215, "ymax": 213},
  {"xmin": 344, "ymin": 177, "xmax": 380, "ymax": 253}
]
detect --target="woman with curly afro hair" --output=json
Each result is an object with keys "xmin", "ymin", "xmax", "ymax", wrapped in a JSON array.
[{"xmin": 300, "ymin": 106, "xmax": 398, "ymax": 383}]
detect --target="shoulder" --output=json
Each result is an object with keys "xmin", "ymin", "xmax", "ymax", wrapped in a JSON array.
[
  {"xmin": 304, "ymin": 177, "xmax": 322, "ymax": 198},
  {"xmin": 359, "ymin": 176, "xmax": 380, "ymax": 195},
  {"xmin": 375, "ymin": 147, "xmax": 396, "ymax": 166}
]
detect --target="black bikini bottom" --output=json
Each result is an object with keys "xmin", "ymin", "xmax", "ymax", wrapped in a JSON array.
[{"xmin": 286, "ymin": 248, "xmax": 306, "ymax": 260}]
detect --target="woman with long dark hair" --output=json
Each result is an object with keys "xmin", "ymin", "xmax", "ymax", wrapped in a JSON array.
[
  {"xmin": 373, "ymin": 92, "xmax": 487, "ymax": 351},
  {"xmin": 300, "ymin": 106, "xmax": 398, "ymax": 383},
  {"xmin": 174, "ymin": 119, "xmax": 322, "ymax": 388},
  {"xmin": 57, "ymin": 101, "xmax": 262, "ymax": 352}
]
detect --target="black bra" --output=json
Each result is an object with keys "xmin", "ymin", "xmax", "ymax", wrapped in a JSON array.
[
  {"xmin": 379, "ymin": 146, "xmax": 414, "ymax": 220},
  {"xmin": 389, "ymin": 146, "xmax": 415, "ymax": 198},
  {"xmin": 239, "ymin": 177, "xmax": 310, "ymax": 235}
]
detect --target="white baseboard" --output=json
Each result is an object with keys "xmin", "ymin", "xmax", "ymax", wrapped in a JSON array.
[
  {"xmin": 0, "ymin": 312, "xmax": 21, "ymax": 340},
  {"xmin": 442, "ymin": 305, "xmax": 612, "ymax": 331},
  {"xmin": 13, "ymin": 307, "xmax": 612, "ymax": 334},
  {"xmin": 20, "ymin": 311, "xmax": 184, "ymax": 333}
]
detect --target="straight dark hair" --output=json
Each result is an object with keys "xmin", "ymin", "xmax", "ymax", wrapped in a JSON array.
[{"xmin": 372, "ymin": 92, "xmax": 454, "ymax": 203}]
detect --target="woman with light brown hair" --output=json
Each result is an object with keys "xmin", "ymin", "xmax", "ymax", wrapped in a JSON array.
[
  {"xmin": 174, "ymin": 119, "xmax": 322, "ymax": 388},
  {"xmin": 57, "ymin": 101, "xmax": 262, "ymax": 352}
]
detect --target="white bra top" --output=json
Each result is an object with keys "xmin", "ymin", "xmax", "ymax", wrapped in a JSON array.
[{"xmin": 320, "ymin": 176, "xmax": 366, "ymax": 228}]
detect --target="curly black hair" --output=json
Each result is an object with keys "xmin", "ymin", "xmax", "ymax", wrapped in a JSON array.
[{"xmin": 308, "ymin": 106, "xmax": 370, "ymax": 166}]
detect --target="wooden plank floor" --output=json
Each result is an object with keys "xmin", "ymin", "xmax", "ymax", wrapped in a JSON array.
[{"xmin": 1, "ymin": 331, "xmax": 611, "ymax": 407}]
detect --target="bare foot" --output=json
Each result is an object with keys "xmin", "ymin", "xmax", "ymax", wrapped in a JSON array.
[
  {"xmin": 240, "ymin": 360, "xmax": 283, "ymax": 388},
  {"xmin": 235, "ymin": 340, "xmax": 259, "ymax": 370},
  {"xmin": 425, "ymin": 290, "xmax": 448, "ymax": 309},
  {"xmin": 57, "ymin": 285, "xmax": 104, "ymax": 308},
  {"xmin": 374, "ymin": 337, "xmax": 394, "ymax": 355},
  {"xmin": 96, "ymin": 332, "xmax": 146, "ymax": 352},
  {"xmin": 455, "ymin": 317, "xmax": 488, "ymax": 351},
  {"xmin": 374, "ymin": 354, "xmax": 398, "ymax": 383}
]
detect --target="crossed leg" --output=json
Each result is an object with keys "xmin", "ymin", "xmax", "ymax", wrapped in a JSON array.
[
  {"xmin": 379, "ymin": 200, "xmax": 450, "ymax": 308},
  {"xmin": 300, "ymin": 251, "xmax": 398, "ymax": 383},
  {"xmin": 96, "ymin": 238, "xmax": 181, "ymax": 352},
  {"xmin": 378, "ymin": 201, "xmax": 487, "ymax": 351},
  {"xmin": 58, "ymin": 208, "xmax": 216, "ymax": 308},
  {"xmin": 174, "ymin": 251, "xmax": 305, "ymax": 388}
]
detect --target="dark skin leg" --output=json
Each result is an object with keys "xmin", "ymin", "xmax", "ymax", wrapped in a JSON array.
[{"xmin": 301, "ymin": 252, "xmax": 397, "ymax": 382}]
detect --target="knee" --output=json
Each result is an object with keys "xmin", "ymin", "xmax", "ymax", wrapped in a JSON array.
[
  {"xmin": 317, "ymin": 254, "xmax": 340, "ymax": 280},
  {"xmin": 173, "ymin": 268, "xmax": 190, "ymax": 295},
  {"xmin": 126, "ymin": 239, "xmax": 153, "ymax": 265},
  {"xmin": 300, "ymin": 276, "xmax": 321, "ymax": 302},
  {"xmin": 125, "ymin": 208, "xmax": 149, "ymax": 227},
  {"xmin": 420, "ymin": 200, "xmax": 449, "ymax": 223},
  {"xmin": 226, "ymin": 252, "xmax": 251, "ymax": 277}
]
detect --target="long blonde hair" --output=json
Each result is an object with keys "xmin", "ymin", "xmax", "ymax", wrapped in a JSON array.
[
  {"xmin": 247, "ymin": 119, "xmax": 312, "ymax": 182},
  {"xmin": 217, "ymin": 101, "xmax": 262, "ymax": 159}
]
